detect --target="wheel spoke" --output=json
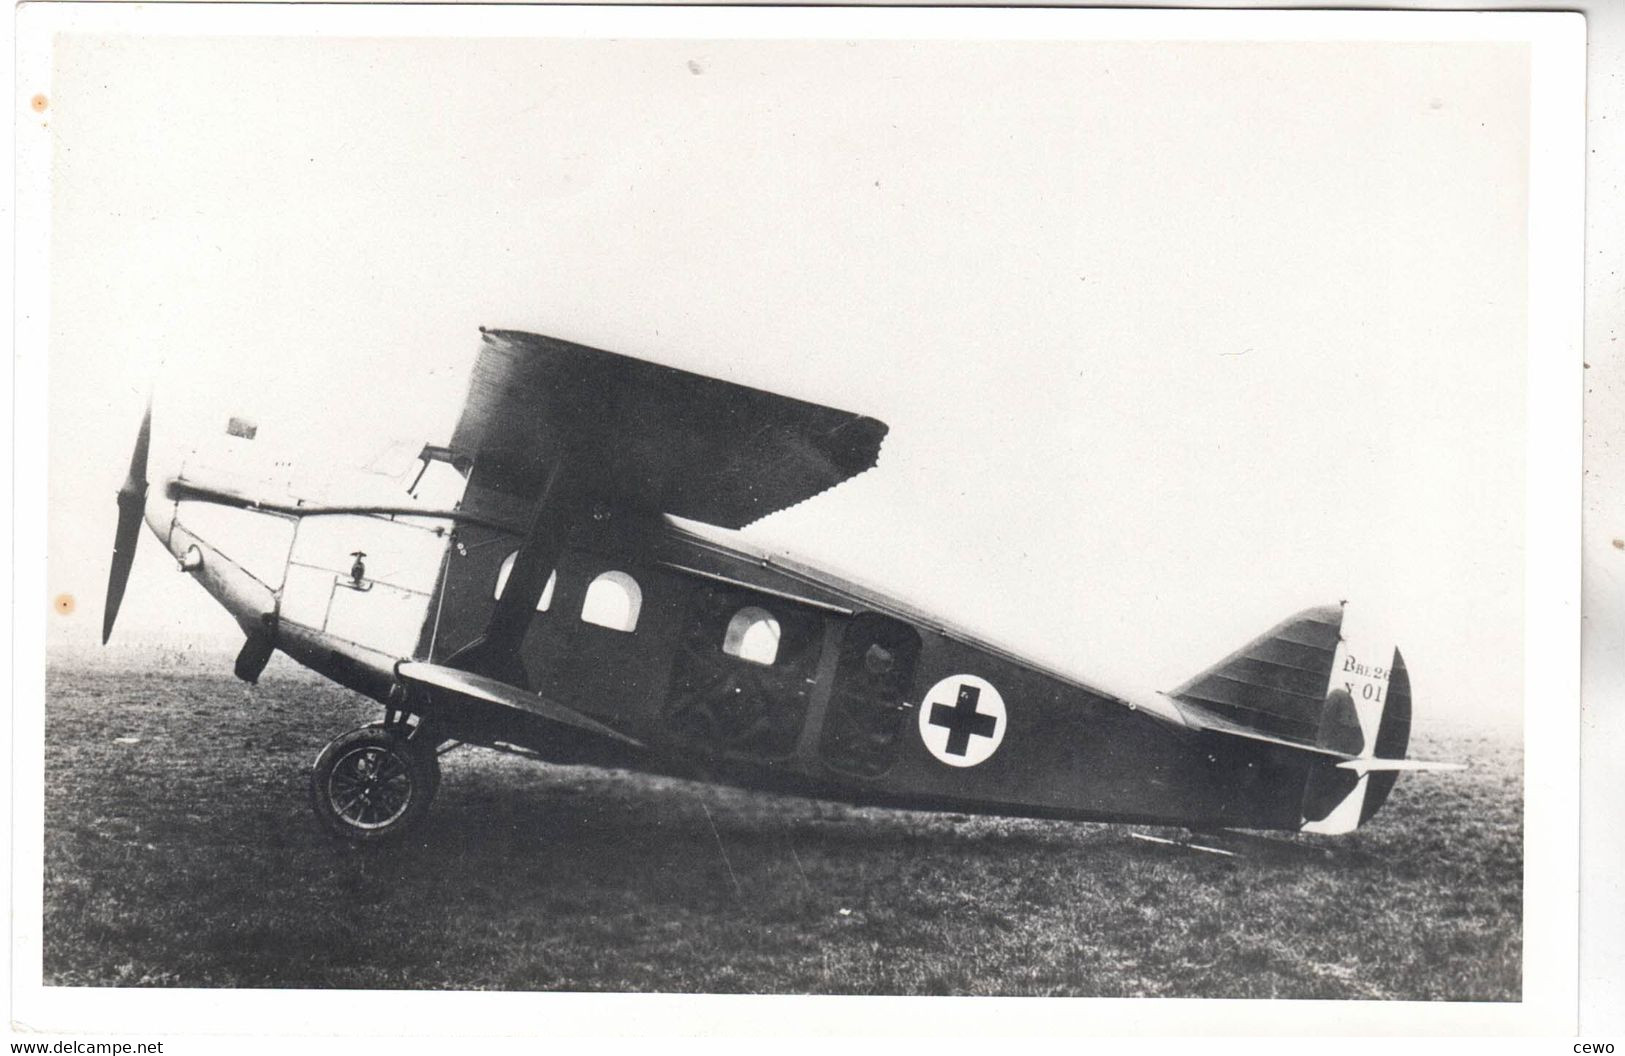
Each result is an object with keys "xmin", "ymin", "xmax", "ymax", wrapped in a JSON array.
[
  {"xmin": 333, "ymin": 788, "xmax": 368, "ymax": 820},
  {"xmin": 374, "ymin": 755, "xmax": 406, "ymax": 782},
  {"xmin": 322, "ymin": 737, "xmax": 420, "ymax": 832},
  {"xmin": 330, "ymin": 771, "xmax": 364, "ymax": 793}
]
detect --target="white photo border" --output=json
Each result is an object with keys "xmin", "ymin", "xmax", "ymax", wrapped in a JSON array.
[{"xmin": 10, "ymin": 3, "xmax": 1585, "ymax": 1038}]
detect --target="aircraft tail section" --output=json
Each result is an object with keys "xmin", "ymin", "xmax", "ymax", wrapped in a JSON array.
[
  {"xmin": 1170, "ymin": 604, "xmax": 1348, "ymax": 751},
  {"xmin": 1353, "ymin": 648, "xmax": 1412, "ymax": 826},
  {"xmin": 1170, "ymin": 605, "xmax": 1457, "ymax": 834},
  {"xmin": 1296, "ymin": 645, "xmax": 1412, "ymax": 834}
]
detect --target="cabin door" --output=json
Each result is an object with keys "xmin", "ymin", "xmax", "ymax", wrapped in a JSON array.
[
  {"xmin": 664, "ymin": 584, "xmax": 825, "ymax": 762},
  {"xmin": 818, "ymin": 613, "xmax": 922, "ymax": 777}
]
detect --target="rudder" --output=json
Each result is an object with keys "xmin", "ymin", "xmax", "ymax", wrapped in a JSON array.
[
  {"xmin": 1359, "ymin": 647, "xmax": 1412, "ymax": 826},
  {"xmin": 1301, "ymin": 644, "xmax": 1418, "ymax": 834}
]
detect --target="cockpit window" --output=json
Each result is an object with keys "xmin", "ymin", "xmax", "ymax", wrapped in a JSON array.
[{"xmin": 493, "ymin": 552, "xmax": 556, "ymax": 612}]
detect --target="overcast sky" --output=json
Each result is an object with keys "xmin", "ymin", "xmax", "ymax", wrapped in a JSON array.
[{"xmin": 42, "ymin": 27, "xmax": 1530, "ymax": 732}]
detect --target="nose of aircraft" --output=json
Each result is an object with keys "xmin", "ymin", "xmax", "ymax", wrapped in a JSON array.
[{"xmin": 101, "ymin": 400, "xmax": 152, "ymax": 644}]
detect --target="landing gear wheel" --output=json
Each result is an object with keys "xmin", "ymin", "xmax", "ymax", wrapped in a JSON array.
[
  {"xmin": 360, "ymin": 720, "xmax": 444, "ymax": 799},
  {"xmin": 310, "ymin": 725, "xmax": 437, "ymax": 842}
]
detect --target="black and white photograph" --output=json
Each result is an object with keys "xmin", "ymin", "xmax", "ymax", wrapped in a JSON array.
[{"xmin": 11, "ymin": 3, "xmax": 1586, "ymax": 1040}]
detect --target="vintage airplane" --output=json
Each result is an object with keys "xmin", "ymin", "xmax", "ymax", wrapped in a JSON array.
[{"xmin": 101, "ymin": 327, "xmax": 1459, "ymax": 843}]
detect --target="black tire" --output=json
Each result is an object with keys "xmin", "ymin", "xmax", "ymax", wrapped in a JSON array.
[{"xmin": 310, "ymin": 725, "xmax": 437, "ymax": 842}]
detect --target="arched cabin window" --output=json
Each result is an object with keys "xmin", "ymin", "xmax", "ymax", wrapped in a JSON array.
[
  {"xmin": 581, "ymin": 571, "xmax": 642, "ymax": 632},
  {"xmin": 493, "ymin": 552, "xmax": 557, "ymax": 612},
  {"xmin": 722, "ymin": 606, "xmax": 781, "ymax": 666}
]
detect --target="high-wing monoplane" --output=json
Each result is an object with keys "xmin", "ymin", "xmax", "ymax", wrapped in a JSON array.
[{"xmin": 102, "ymin": 328, "xmax": 1459, "ymax": 842}]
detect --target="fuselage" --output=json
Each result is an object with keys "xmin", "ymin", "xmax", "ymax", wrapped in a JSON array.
[{"xmin": 139, "ymin": 450, "xmax": 1332, "ymax": 834}]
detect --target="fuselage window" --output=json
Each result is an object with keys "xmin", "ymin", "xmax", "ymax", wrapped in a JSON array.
[
  {"xmin": 493, "ymin": 551, "xmax": 556, "ymax": 612},
  {"xmin": 581, "ymin": 570, "xmax": 642, "ymax": 632},
  {"xmin": 722, "ymin": 606, "xmax": 781, "ymax": 666}
]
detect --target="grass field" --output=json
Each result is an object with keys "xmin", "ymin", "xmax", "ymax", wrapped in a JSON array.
[{"xmin": 42, "ymin": 646, "xmax": 1522, "ymax": 998}]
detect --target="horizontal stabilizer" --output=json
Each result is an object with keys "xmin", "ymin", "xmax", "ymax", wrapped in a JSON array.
[
  {"xmin": 1335, "ymin": 757, "xmax": 1466, "ymax": 774},
  {"xmin": 397, "ymin": 661, "xmax": 644, "ymax": 749},
  {"xmin": 1173, "ymin": 700, "xmax": 1458, "ymax": 773},
  {"xmin": 1168, "ymin": 699, "xmax": 1355, "ymax": 761}
]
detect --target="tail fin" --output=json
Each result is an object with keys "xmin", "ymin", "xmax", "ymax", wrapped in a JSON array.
[
  {"xmin": 1170, "ymin": 605, "xmax": 1453, "ymax": 835},
  {"xmin": 1170, "ymin": 604, "xmax": 1348, "ymax": 751}
]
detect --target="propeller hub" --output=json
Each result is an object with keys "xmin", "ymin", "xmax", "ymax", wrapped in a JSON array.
[{"xmin": 116, "ymin": 478, "xmax": 148, "ymax": 507}]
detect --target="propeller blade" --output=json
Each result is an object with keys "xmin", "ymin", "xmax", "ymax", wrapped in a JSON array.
[
  {"xmin": 102, "ymin": 402, "xmax": 152, "ymax": 644},
  {"xmin": 125, "ymin": 397, "xmax": 151, "ymax": 482}
]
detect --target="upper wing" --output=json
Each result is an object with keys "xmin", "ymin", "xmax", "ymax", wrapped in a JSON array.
[{"xmin": 448, "ymin": 328, "xmax": 890, "ymax": 528}]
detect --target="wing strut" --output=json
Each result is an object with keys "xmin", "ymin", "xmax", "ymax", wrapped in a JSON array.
[{"xmin": 442, "ymin": 458, "xmax": 584, "ymax": 688}]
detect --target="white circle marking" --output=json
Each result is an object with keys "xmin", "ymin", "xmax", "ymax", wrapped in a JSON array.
[{"xmin": 917, "ymin": 674, "xmax": 1006, "ymax": 768}]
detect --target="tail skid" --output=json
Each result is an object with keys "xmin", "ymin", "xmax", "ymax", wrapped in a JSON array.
[
  {"xmin": 1130, "ymin": 828, "xmax": 1339, "ymax": 862},
  {"xmin": 1128, "ymin": 831, "xmax": 1238, "ymax": 857}
]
